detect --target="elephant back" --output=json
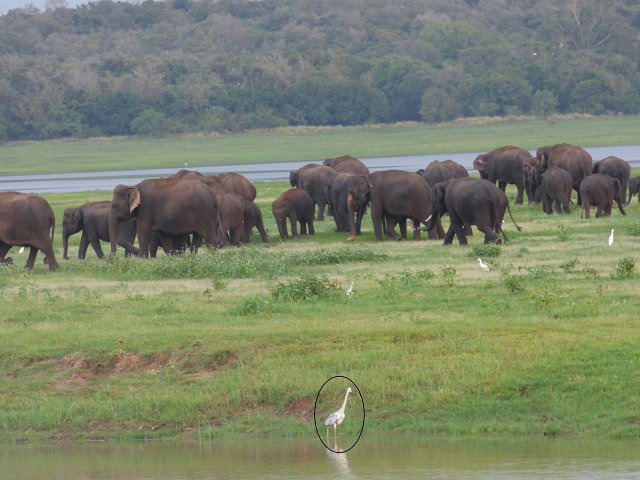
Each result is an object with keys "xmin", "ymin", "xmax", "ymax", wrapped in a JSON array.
[{"xmin": 423, "ymin": 159, "xmax": 468, "ymax": 186}]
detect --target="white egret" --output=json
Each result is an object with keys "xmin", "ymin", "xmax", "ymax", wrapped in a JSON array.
[
  {"xmin": 608, "ymin": 229, "xmax": 614, "ymax": 247},
  {"xmin": 346, "ymin": 282, "xmax": 354, "ymax": 298},
  {"xmin": 477, "ymin": 258, "xmax": 490, "ymax": 272},
  {"xmin": 324, "ymin": 387, "xmax": 352, "ymax": 446},
  {"xmin": 18, "ymin": 246, "xmax": 25, "ymax": 254}
]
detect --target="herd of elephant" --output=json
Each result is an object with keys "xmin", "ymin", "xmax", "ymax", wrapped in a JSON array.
[{"xmin": 1, "ymin": 145, "xmax": 638, "ymax": 272}]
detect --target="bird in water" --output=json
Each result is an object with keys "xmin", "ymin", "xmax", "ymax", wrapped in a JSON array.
[
  {"xmin": 346, "ymin": 282, "xmax": 354, "ymax": 298},
  {"xmin": 324, "ymin": 387, "xmax": 352, "ymax": 447},
  {"xmin": 608, "ymin": 229, "xmax": 614, "ymax": 247},
  {"xmin": 477, "ymin": 258, "xmax": 490, "ymax": 272}
]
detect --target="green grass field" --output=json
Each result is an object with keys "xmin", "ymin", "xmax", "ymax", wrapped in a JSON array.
[
  {"xmin": 1, "ymin": 178, "xmax": 640, "ymax": 442},
  {"xmin": 1, "ymin": 115, "xmax": 639, "ymax": 175}
]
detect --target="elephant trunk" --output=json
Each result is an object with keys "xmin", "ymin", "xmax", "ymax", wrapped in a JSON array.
[
  {"xmin": 422, "ymin": 212, "xmax": 438, "ymax": 232},
  {"xmin": 109, "ymin": 213, "xmax": 118, "ymax": 256},
  {"xmin": 617, "ymin": 198, "xmax": 626, "ymax": 216}
]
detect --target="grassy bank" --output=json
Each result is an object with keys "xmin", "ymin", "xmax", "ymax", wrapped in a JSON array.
[
  {"xmin": 1, "ymin": 115, "xmax": 639, "ymax": 175},
  {"xmin": 1, "ymin": 182, "xmax": 640, "ymax": 442}
]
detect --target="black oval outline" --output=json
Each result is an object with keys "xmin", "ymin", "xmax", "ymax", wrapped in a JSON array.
[{"xmin": 313, "ymin": 375, "xmax": 365, "ymax": 453}]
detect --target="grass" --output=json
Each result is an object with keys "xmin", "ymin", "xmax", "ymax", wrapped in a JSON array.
[
  {"xmin": 1, "ymin": 115, "xmax": 639, "ymax": 175},
  {"xmin": 1, "ymin": 180, "xmax": 640, "ymax": 443}
]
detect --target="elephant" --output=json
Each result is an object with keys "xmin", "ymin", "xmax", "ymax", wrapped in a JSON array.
[
  {"xmin": 592, "ymin": 156, "xmax": 630, "ymax": 205},
  {"xmin": 272, "ymin": 188, "xmax": 315, "ymax": 239},
  {"xmin": 63, "ymin": 201, "xmax": 139, "ymax": 260},
  {"xmin": 628, "ymin": 176, "xmax": 640, "ymax": 204},
  {"xmin": 217, "ymin": 172, "xmax": 256, "ymax": 202},
  {"xmin": 367, "ymin": 170, "xmax": 436, "ymax": 241},
  {"xmin": 473, "ymin": 146, "xmax": 533, "ymax": 204},
  {"xmin": 109, "ymin": 177, "xmax": 219, "ymax": 258},
  {"xmin": 174, "ymin": 169, "xmax": 229, "ymax": 194},
  {"xmin": 325, "ymin": 173, "xmax": 370, "ymax": 240},
  {"xmin": 580, "ymin": 173, "xmax": 626, "ymax": 219},
  {"xmin": 0, "ymin": 192, "xmax": 59, "ymax": 271},
  {"xmin": 216, "ymin": 192, "xmax": 246, "ymax": 246},
  {"xmin": 523, "ymin": 156, "xmax": 543, "ymax": 204},
  {"xmin": 418, "ymin": 159, "xmax": 468, "ymax": 186},
  {"xmin": 540, "ymin": 167, "xmax": 572, "ymax": 215},
  {"xmin": 290, "ymin": 165, "xmax": 336, "ymax": 220},
  {"xmin": 323, "ymin": 155, "xmax": 370, "ymax": 175},
  {"xmin": 424, "ymin": 178, "xmax": 522, "ymax": 245},
  {"xmin": 243, "ymin": 201, "xmax": 268, "ymax": 243},
  {"xmin": 149, "ymin": 232, "xmax": 191, "ymax": 257},
  {"xmin": 537, "ymin": 144, "xmax": 592, "ymax": 204}
]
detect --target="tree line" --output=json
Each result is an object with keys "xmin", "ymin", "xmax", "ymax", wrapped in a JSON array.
[{"xmin": 0, "ymin": 0, "xmax": 638, "ymax": 141}]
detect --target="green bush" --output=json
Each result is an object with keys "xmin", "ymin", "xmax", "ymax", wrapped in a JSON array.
[
  {"xmin": 611, "ymin": 257, "xmax": 635, "ymax": 280},
  {"xmin": 270, "ymin": 274, "xmax": 340, "ymax": 302},
  {"xmin": 469, "ymin": 244, "xmax": 501, "ymax": 259}
]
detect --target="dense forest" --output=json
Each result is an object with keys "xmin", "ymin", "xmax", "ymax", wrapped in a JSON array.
[{"xmin": 0, "ymin": 0, "xmax": 639, "ymax": 140}]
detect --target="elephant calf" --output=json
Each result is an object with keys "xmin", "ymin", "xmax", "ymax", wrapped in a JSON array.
[
  {"xmin": 540, "ymin": 167, "xmax": 572, "ymax": 215},
  {"xmin": 628, "ymin": 176, "xmax": 640, "ymax": 204},
  {"xmin": 272, "ymin": 188, "xmax": 315, "ymax": 239},
  {"xmin": 243, "ymin": 201, "xmax": 268, "ymax": 243},
  {"xmin": 63, "ymin": 201, "xmax": 138, "ymax": 259},
  {"xmin": 580, "ymin": 173, "xmax": 626, "ymax": 219}
]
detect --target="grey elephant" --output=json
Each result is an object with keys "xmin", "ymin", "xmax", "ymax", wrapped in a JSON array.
[
  {"xmin": 0, "ymin": 192, "xmax": 59, "ymax": 270},
  {"xmin": 473, "ymin": 146, "xmax": 533, "ymax": 204},
  {"xmin": 109, "ymin": 177, "xmax": 219, "ymax": 258},
  {"xmin": 424, "ymin": 178, "xmax": 522, "ymax": 245},
  {"xmin": 325, "ymin": 173, "xmax": 371, "ymax": 240},
  {"xmin": 540, "ymin": 167, "xmax": 572, "ymax": 215},
  {"xmin": 216, "ymin": 192, "xmax": 246, "ymax": 247},
  {"xmin": 63, "ymin": 201, "xmax": 139, "ymax": 259},
  {"xmin": 580, "ymin": 173, "xmax": 626, "ymax": 219},
  {"xmin": 537, "ymin": 144, "xmax": 592, "ymax": 204},
  {"xmin": 272, "ymin": 188, "xmax": 315, "ymax": 239},
  {"xmin": 290, "ymin": 164, "xmax": 336, "ymax": 220},
  {"xmin": 592, "ymin": 156, "xmax": 630, "ymax": 205},
  {"xmin": 243, "ymin": 201, "xmax": 268, "ymax": 244},
  {"xmin": 628, "ymin": 176, "xmax": 640, "ymax": 204}
]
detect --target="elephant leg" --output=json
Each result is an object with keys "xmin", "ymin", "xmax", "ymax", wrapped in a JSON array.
[
  {"xmin": 78, "ymin": 231, "xmax": 90, "ymax": 259},
  {"xmin": 463, "ymin": 224, "xmax": 473, "ymax": 236},
  {"xmin": 515, "ymin": 185, "xmax": 524, "ymax": 205},
  {"xmin": 449, "ymin": 212, "xmax": 467, "ymax": 245},
  {"xmin": 479, "ymin": 224, "xmax": 500, "ymax": 244},
  {"xmin": 595, "ymin": 205, "xmax": 604, "ymax": 218},
  {"xmin": 277, "ymin": 217, "xmax": 288, "ymax": 239},
  {"xmin": 582, "ymin": 200, "xmax": 590, "ymax": 219},
  {"xmin": 289, "ymin": 214, "xmax": 299, "ymax": 238},
  {"xmin": 137, "ymin": 230, "xmax": 151, "ymax": 258},
  {"xmin": 387, "ymin": 217, "xmax": 401, "ymax": 241},
  {"xmin": 308, "ymin": 218, "xmax": 315, "ymax": 235},
  {"xmin": 443, "ymin": 224, "xmax": 456, "ymax": 245},
  {"xmin": 0, "ymin": 242, "xmax": 12, "ymax": 264},
  {"xmin": 25, "ymin": 247, "xmax": 38, "ymax": 269},
  {"xmin": 371, "ymin": 207, "xmax": 384, "ymax": 241},
  {"xmin": 88, "ymin": 232, "xmax": 105, "ymax": 259},
  {"xmin": 498, "ymin": 181, "xmax": 507, "ymax": 192},
  {"xmin": 563, "ymin": 201, "xmax": 571, "ymax": 214},
  {"xmin": 554, "ymin": 199, "xmax": 562, "ymax": 215},
  {"xmin": 576, "ymin": 187, "xmax": 582, "ymax": 206},
  {"xmin": 436, "ymin": 218, "xmax": 445, "ymax": 239},
  {"xmin": 398, "ymin": 218, "xmax": 407, "ymax": 239}
]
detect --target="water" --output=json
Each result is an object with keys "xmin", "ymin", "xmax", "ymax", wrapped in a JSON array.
[
  {"xmin": 1, "ymin": 145, "xmax": 639, "ymax": 193},
  {"xmin": 2, "ymin": 436, "xmax": 640, "ymax": 479}
]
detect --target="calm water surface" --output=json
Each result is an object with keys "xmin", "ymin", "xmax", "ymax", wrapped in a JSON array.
[
  {"xmin": 1, "ymin": 145, "xmax": 639, "ymax": 193},
  {"xmin": 3, "ymin": 436, "xmax": 640, "ymax": 479}
]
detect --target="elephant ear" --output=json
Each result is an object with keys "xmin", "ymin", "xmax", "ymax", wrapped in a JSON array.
[
  {"xmin": 129, "ymin": 188, "xmax": 141, "ymax": 214},
  {"xmin": 435, "ymin": 183, "xmax": 446, "ymax": 206},
  {"xmin": 72, "ymin": 209, "xmax": 83, "ymax": 227},
  {"xmin": 613, "ymin": 178, "xmax": 621, "ymax": 195}
]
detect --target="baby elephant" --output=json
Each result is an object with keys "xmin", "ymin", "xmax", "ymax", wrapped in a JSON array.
[
  {"xmin": 580, "ymin": 173, "xmax": 626, "ymax": 219},
  {"xmin": 540, "ymin": 167, "xmax": 572, "ymax": 214},
  {"xmin": 272, "ymin": 188, "xmax": 315, "ymax": 239}
]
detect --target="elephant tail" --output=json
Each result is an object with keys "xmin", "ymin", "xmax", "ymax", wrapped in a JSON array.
[{"xmin": 506, "ymin": 200, "xmax": 523, "ymax": 231}]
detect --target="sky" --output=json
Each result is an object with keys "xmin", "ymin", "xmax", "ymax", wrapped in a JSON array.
[{"xmin": 0, "ymin": 0, "xmax": 138, "ymax": 15}]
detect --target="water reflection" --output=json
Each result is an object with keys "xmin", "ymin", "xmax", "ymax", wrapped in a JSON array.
[{"xmin": 2, "ymin": 436, "xmax": 640, "ymax": 479}]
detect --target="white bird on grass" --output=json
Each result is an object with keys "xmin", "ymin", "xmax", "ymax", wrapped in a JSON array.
[
  {"xmin": 477, "ymin": 258, "xmax": 490, "ymax": 272},
  {"xmin": 18, "ymin": 246, "xmax": 25, "ymax": 254},
  {"xmin": 346, "ymin": 282, "xmax": 354, "ymax": 298},
  {"xmin": 608, "ymin": 229, "xmax": 614, "ymax": 247},
  {"xmin": 324, "ymin": 387, "xmax": 352, "ymax": 446}
]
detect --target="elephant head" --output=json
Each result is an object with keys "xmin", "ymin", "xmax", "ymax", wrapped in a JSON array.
[
  {"xmin": 472, "ymin": 155, "xmax": 488, "ymax": 176},
  {"xmin": 536, "ymin": 146, "xmax": 552, "ymax": 170},
  {"xmin": 62, "ymin": 207, "xmax": 83, "ymax": 260},
  {"xmin": 346, "ymin": 175, "xmax": 372, "ymax": 241},
  {"xmin": 423, "ymin": 181, "xmax": 448, "ymax": 231},
  {"xmin": 109, "ymin": 185, "xmax": 141, "ymax": 255},
  {"xmin": 289, "ymin": 171, "xmax": 299, "ymax": 187},
  {"xmin": 592, "ymin": 161, "xmax": 601, "ymax": 174},
  {"xmin": 523, "ymin": 157, "xmax": 542, "ymax": 202}
]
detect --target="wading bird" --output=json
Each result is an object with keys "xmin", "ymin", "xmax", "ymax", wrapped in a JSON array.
[
  {"xmin": 609, "ymin": 229, "xmax": 614, "ymax": 247},
  {"xmin": 18, "ymin": 246, "xmax": 24, "ymax": 254},
  {"xmin": 346, "ymin": 282, "xmax": 354, "ymax": 298},
  {"xmin": 477, "ymin": 258, "xmax": 490, "ymax": 272},
  {"xmin": 324, "ymin": 387, "xmax": 352, "ymax": 446}
]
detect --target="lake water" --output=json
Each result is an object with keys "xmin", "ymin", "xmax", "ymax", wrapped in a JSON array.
[
  {"xmin": 1, "ymin": 145, "xmax": 639, "ymax": 193},
  {"xmin": 3, "ymin": 436, "xmax": 640, "ymax": 479}
]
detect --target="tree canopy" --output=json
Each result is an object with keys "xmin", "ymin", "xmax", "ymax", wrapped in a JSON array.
[{"xmin": 0, "ymin": 0, "xmax": 638, "ymax": 140}]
